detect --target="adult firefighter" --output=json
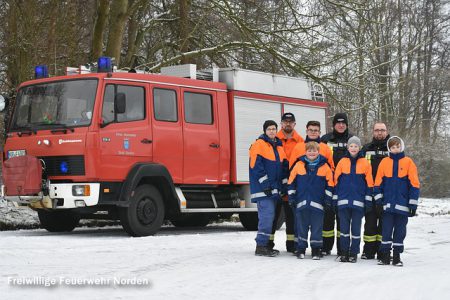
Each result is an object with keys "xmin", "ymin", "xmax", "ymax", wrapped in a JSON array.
[
  {"xmin": 361, "ymin": 122, "xmax": 390, "ymax": 259},
  {"xmin": 249, "ymin": 120, "xmax": 289, "ymax": 257},
  {"xmin": 320, "ymin": 112, "xmax": 353, "ymax": 256},
  {"xmin": 270, "ymin": 112, "xmax": 304, "ymax": 253}
]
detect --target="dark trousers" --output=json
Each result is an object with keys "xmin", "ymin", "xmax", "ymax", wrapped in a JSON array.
[
  {"xmin": 338, "ymin": 207, "xmax": 364, "ymax": 255},
  {"xmin": 255, "ymin": 198, "xmax": 277, "ymax": 246},
  {"xmin": 270, "ymin": 201, "xmax": 295, "ymax": 250},
  {"xmin": 297, "ymin": 208, "xmax": 323, "ymax": 250},
  {"xmin": 380, "ymin": 212, "xmax": 408, "ymax": 254},
  {"xmin": 322, "ymin": 209, "xmax": 341, "ymax": 253},
  {"xmin": 362, "ymin": 209, "xmax": 383, "ymax": 257}
]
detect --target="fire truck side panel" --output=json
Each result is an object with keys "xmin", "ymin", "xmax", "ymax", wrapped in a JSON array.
[
  {"xmin": 228, "ymin": 90, "xmax": 328, "ymax": 184},
  {"xmin": 284, "ymin": 103, "xmax": 327, "ymax": 137},
  {"xmin": 232, "ymin": 95, "xmax": 282, "ymax": 183}
]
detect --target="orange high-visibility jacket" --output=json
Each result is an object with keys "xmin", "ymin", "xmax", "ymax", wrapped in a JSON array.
[
  {"xmin": 289, "ymin": 140, "xmax": 334, "ymax": 171},
  {"xmin": 334, "ymin": 153, "xmax": 374, "ymax": 211},
  {"xmin": 276, "ymin": 130, "xmax": 304, "ymax": 161}
]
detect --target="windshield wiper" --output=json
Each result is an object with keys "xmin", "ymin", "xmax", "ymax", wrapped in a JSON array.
[
  {"xmin": 48, "ymin": 123, "xmax": 75, "ymax": 134},
  {"xmin": 15, "ymin": 125, "xmax": 37, "ymax": 137}
]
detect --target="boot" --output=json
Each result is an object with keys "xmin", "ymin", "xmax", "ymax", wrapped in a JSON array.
[
  {"xmin": 320, "ymin": 249, "xmax": 331, "ymax": 256},
  {"xmin": 392, "ymin": 252, "xmax": 403, "ymax": 267},
  {"xmin": 267, "ymin": 241, "xmax": 280, "ymax": 255},
  {"xmin": 361, "ymin": 253, "xmax": 375, "ymax": 260},
  {"xmin": 286, "ymin": 241, "xmax": 295, "ymax": 253},
  {"xmin": 377, "ymin": 252, "xmax": 390, "ymax": 265},
  {"xmin": 255, "ymin": 246, "xmax": 278, "ymax": 257},
  {"xmin": 311, "ymin": 248, "xmax": 321, "ymax": 260},
  {"xmin": 339, "ymin": 253, "xmax": 349, "ymax": 262},
  {"xmin": 297, "ymin": 249, "xmax": 305, "ymax": 259},
  {"xmin": 348, "ymin": 253, "xmax": 358, "ymax": 263}
]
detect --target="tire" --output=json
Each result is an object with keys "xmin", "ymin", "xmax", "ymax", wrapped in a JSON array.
[
  {"xmin": 119, "ymin": 184, "xmax": 165, "ymax": 237},
  {"xmin": 38, "ymin": 210, "xmax": 80, "ymax": 232},
  {"xmin": 239, "ymin": 209, "xmax": 285, "ymax": 231},
  {"xmin": 170, "ymin": 214, "xmax": 210, "ymax": 227},
  {"xmin": 239, "ymin": 212, "xmax": 258, "ymax": 231}
]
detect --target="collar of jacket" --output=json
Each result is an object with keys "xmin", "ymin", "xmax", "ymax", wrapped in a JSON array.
[
  {"xmin": 345, "ymin": 150, "xmax": 364, "ymax": 160},
  {"xmin": 277, "ymin": 129, "xmax": 302, "ymax": 142},
  {"xmin": 305, "ymin": 136, "xmax": 321, "ymax": 143},
  {"xmin": 259, "ymin": 134, "xmax": 282, "ymax": 147},
  {"xmin": 389, "ymin": 151, "xmax": 405, "ymax": 160},
  {"xmin": 300, "ymin": 154, "xmax": 327, "ymax": 167}
]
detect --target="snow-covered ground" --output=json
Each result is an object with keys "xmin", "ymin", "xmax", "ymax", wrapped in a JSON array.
[{"xmin": 1, "ymin": 198, "xmax": 450, "ymax": 299}]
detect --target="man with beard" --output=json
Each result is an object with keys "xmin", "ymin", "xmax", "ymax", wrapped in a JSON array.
[
  {"xmin": 361, "ymin": 122, "xmax": 390, "ymax": 260},
  {"xmin": 270, "ymin": 112, "xmax": 304, "ymax": 253},
  {"xmin": 320, "ymin": 112, "xmax": 353, "ymax": 256}
]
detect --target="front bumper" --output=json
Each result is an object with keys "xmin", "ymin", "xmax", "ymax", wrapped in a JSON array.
[{"xmin": 1, "ymin": 183, "xmax": 100, "ymax": 209}]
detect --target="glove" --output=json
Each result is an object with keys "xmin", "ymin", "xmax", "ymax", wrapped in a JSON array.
[
  {"xmin": 409, "ymin": 208, "xmax": 416, "ymax": 217},
  {"xmin": 365, "ymin": 204, "xmax": 373, "ymax": 214},
  {"xmin": 263, "ymin": 188, "xmax": 272, "ymax": 197},
  {"xmin": 375, "ymin": 204, "xmax": 383, "ymax": 217}
]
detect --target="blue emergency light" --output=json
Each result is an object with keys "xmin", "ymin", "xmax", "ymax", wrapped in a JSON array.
[
  {"xmin": 34, "ymin": 65, "xmax": 49, "ymax": 79},
  {"xmin": 59, "ymin": 161, "xmax": 69, "ymax": 174},
  {"xmin": 98, "ymin": 56, "xmax": 113, "ymax": 73}
]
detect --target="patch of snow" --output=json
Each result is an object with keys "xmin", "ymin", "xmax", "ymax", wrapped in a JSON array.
[{"xmin": 0, "ymin": 198, "xmax": 450, "ymax": 299}]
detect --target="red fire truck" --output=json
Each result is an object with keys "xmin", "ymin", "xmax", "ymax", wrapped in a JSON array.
[{"xmin": 0, "ymin": 59, "xmax": 327, "ymax": 236}]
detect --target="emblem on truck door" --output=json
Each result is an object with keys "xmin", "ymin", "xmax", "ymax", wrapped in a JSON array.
[{"xmin": 123, "ymin": 139, "xmax": 130, "ymax": 150}]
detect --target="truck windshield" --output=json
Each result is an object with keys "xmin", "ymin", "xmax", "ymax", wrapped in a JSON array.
[{"xmin": 11, "ymin": 79, "xmax": 98, "ymax": 131}]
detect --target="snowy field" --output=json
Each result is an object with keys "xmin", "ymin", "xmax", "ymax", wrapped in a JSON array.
[{"xmin": 1, "ymin": 198, "xmax": 450, "ymax": 300}]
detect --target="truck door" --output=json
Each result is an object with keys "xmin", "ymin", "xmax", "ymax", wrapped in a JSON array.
[
  {"xmin": 98, "ymin": 82, "xmax": 151, "ymax": 180},
  {"xmin": 181, "ymin": 89, "xmax": 220, "ymax": 184},
  {"xmin": 151, "ymin": 86, "xmax": 183, "ymax": 183}
]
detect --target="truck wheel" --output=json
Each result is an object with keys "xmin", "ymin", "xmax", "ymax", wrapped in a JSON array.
[
  {"xmin": 119, "ymin": 184, "xmax": 165, "ymax": 237},
  {"xmin": 38, "ymin": 210, "xmax": 80, "ymax": 232},
  {"xmin": 239, "ymin": 209, "xmax": 285, "ymax": 231},
  {"xmin": 239, "ymin": 212, "xmax": 258, "ymax": 231},
  {"xmin": 170, "ymin": 214, "xmax": 210, "ymax": 227}
]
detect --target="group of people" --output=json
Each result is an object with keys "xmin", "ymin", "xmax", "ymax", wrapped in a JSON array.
[{"xmin": 249, "ymin": 112, "xmax": 420, "ymax": 266}]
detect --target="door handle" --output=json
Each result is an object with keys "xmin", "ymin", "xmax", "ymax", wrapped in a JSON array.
[
  {"xmin": 209, "ymin": 143, "xmax": 220, "ymax": 148},
  {"xmin": 141, "ymin": 138, "xmax": 152, "ymax": 144}
]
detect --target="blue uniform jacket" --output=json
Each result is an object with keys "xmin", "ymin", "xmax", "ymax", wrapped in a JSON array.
[
  {"xmin": 374, "ymin": 152, "xmax": 420, "ymax": 216},
  {"xmin": 249, "ymin": 134, "xmax": 288, "ymax": 202},
  {"xmin": 334, "ymin": 151, "xmax": 374, "ymax": 211},
  {"xmin": 287, "ymin": 155, "xmax": 334, "ymax": 213}
]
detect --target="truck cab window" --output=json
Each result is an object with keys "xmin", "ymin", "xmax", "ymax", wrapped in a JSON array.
[
  {"xmin": 153, "ymin": 88, "xmax": 177, "ymax": 122},
  {"xmin": 184, "ymin": 92, "xmax": 213, "ymax": 124},
  {"xmin": 102, "ymin": 84, "xmax": 145, "ymax": 124}
]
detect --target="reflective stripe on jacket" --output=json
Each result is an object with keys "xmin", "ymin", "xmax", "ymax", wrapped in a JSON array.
[
  {"xmin": 287, "ymin": 155, "xmax": 334, "ymax": 213},
  {"xmin": 374, "ymin": 152, "xmax": 420, "ymax": 216},
  {"xmin": 334, "ymin": 152, "xmax": 374, "ymax": 211},
  {"xmin": 249, "ymin": 134, "xmax": 288, "ymax": 202}
]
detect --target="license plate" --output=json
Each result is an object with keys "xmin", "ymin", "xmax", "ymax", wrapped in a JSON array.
[{"xmin": 7, "ymin": 149, "xmax": 26, "ymax": 158}]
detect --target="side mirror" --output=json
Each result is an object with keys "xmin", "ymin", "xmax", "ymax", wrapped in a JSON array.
[
  {"xmin": 115, "ymin": 93, "xmax": 126, "ymax": 114},
  {"xmin": 0, "ymin": 95, "xmax": 7, "ymax": 112}
]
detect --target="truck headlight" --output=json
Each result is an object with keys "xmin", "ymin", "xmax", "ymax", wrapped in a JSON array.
[{"xmin": 72, "ymin": 185, "xmax": 90, "ymax": 196}]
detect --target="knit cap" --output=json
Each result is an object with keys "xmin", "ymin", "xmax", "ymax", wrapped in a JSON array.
[
  {"xmin": 347, "ymin": 136, "xmax": 361, "ymax": 148},
  {"xmin": 333, "ymin": 112, "xmax": 348, "ymax": 126}
]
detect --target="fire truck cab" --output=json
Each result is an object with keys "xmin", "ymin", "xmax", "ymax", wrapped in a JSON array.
[{"xmin": 1, "ymin": 60, "xmax": 327, "ymax": 236}]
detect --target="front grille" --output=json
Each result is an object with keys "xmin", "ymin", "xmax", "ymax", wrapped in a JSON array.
[{"xmin": 39, "ymin": 155, "xmax": 85, "ymax": 176}]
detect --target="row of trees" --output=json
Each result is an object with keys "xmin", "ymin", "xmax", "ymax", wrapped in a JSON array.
[{"xmin": 0, "ymin": 0, "xmax": 449, "ymax": 196}]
